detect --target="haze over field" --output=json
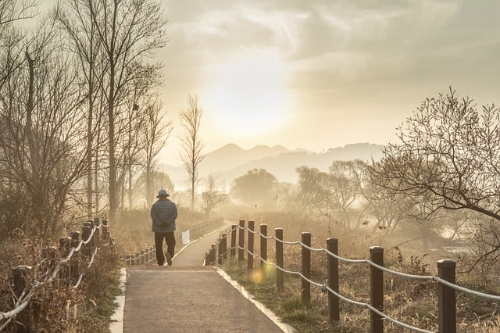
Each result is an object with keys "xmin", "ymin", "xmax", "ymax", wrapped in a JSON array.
[{"xmin": 162, "ymin": 142, "xmax": 384, "ymax": 185}]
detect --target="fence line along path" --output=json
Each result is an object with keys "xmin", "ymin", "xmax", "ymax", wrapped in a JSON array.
[{"xmin": 120, "ymin": 223, "xmax": 290, "ymax": 333}]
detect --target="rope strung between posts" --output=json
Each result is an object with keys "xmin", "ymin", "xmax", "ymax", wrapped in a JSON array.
[
  {"xmin": 224, "ymin": 223, "xmax": 500, "ymax": 333},
  {"xmin": 73, "ymin": 246, "xmax": 99, "ymax": 289},
  {"xmin": 431, "ymin": 276, "xmax": 500, "ymax": 301},
  {"xmin": 250, "ymin": 225, "xmax": 500, "ymax": 296},
  {"xmin": 121, "ymin": 247, "xmax": 156, "ymax": 265},
  {"xmin": 244, "ymin": 245, "xmax": 435, "ymax": 332},
  {"xmin": 0, "ymin": 220, "xmax": 112, "ymax": 326}
]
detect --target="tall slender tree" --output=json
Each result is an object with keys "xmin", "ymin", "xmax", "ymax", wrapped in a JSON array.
[{"xmin": 179, "ymin": 95, "xmax": 205, "ymax": 210}]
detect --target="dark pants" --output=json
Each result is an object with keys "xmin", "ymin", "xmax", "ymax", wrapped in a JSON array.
[{"xmin": 155, "ymin": 232, "xmax": 176, "ymax": 265}]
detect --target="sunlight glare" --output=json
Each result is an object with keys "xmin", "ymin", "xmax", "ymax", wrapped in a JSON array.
[{"xmin": 206, "ymin": 49, "xmax": 288, "ymax": 137}]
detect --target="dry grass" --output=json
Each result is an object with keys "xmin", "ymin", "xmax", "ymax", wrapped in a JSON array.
[
  {"xmin": 221, "ymin": 210, "xmax": 500, "ymax": 333},
  {"xmin": 0, "ymin": 230, "xmax": 122, "ymax": 332}
]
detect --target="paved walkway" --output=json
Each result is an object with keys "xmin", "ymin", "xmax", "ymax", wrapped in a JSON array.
[{"xmin": 112, "ymin": 228, "xmax": 294, "ymax": 333}]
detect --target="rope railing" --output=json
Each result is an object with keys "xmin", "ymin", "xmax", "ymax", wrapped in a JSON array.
[
  {"xmin": 432, "ymin": 275, "xmax": 500, "ymax": 301},
  {"xmin": 0, "ymin": 218, "xmax": 116, "ymax": 332},
  {"xmin": 121, "ymin": 246, "xmax": 157, "ymax": 266},
  {"xmin": 205, "ymin": 219, "xmax": 500, "ymax": 333}
]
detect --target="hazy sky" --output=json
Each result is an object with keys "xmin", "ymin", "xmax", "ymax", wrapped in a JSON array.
[
  {"xmin": 38, "ymin": 1, "xmax": 500, "ymax": 165},
  {"xmin": 158, "ymin": 0, "xmax": 500, "ymax": 164}
]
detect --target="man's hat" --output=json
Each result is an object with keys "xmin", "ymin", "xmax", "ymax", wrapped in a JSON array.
[{"xmin": 156, "ymin": 189, "xmax": 170, "ymax": 198}]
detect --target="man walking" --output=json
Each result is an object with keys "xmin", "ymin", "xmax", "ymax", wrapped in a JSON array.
[{"xmin": 150, "ymin": 189, "xmax": 177, "ymax": 266}]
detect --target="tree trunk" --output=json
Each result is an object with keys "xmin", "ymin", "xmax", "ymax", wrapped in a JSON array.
[
  {"xmin": 108, "ymin": 94, "xmax": 116, "ymax": 222},
  {"xmin": 86, "ymin": 69, "xmax": 94, "ymax": 218},
  {"xmin": 25, "ymin": 51, "xmax": 37, "ymax": 168},
  {"xmin": 94, "ymin": 127, "xmax": 100, "ymax": 216}
]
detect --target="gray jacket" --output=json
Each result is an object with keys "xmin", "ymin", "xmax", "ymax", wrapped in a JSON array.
[{"xmin": 150, "ymin": 199, "xmax": 177, "ymax": 233}]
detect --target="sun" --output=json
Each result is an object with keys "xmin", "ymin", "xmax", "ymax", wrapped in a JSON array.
[{"xmin": 205, "ymin": 49, "xmax": 289, "ymax": 137}]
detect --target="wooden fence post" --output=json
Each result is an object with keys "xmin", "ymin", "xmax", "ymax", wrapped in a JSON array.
[
  {"xmin": 327, "ymin": 238, "xmax": 339, "ymax": 324},
  {"xmin": 247, "ymin": 220, "xmax": 254, "ymax": 271},
  {"xmin": 218, "ymin": 236, "xmax": 223, "ymax": 265},
  {"xmin": 370, "ymin": 246, "xmax": 384, "ymax": 333},
  {"xmin": 87, "ymin": 219, "xmax": 95, "ymax": 248},
  {"xmin": 82, "ymin": 222, "xmax": 91, "ymax": 256},
  {"xmin": 230, "ymin": 224, "xmax": 237, "ymax": 259},
  {"xmin": 59, "ymin": 237, "xmax": 71, "ymax": 283},
  {"xmin": 238, "ymin": 220, "xmax": 245, "ymax": 263},
  {"xmin": 216, "ymin": 235, "xmax": 222, "ymax": 265},
  {"xmin": 94, "ymin": 218, "xmax": 100, "ymax": 247},
  {"xmin": 260, "ymin": 224, "xmax": 267, "ymax": 271},
  {"xmin": 438, "ymin": 259, "xmax": 456, "ymax": 333},
  {"xmin": 222, "ymin": 233, "xmax": 228, "ymax": 261},
  {"xmin": 102, "ymin": 219, "xmax": 109, "ymax": 242},
  {"xmin": 301, "ymin": 232, "xmax": 311, "ymax": 303},
  {"xmin": 212, "ymin": 244, "xmax": 217, "ymax": 264},
  {"xmin": 70, "ymin": 231, "xmax": 80, "ymax": 283},
  {"xmin": 59, "ymin": 237, "xmax": 70, "ymax": 253},
  {"xmin": 275, "ymin": 228, "xmax": 284, "ymax": 292},
  {"xmin": 12, "ymin": 265, "xmax": 32, "ymax": 333}
]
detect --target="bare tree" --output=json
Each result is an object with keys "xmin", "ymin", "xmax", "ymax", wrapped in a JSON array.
[
  {"xmin": 296, "ymin": 166, "xmax": 333, "ymax": 219},
  {"xmin": 328, "ymin": 161, "xmax": 361, "ymax": 228},
  {"xmin": 0, "ymin": 23, "xmax": 90, "ymax": 238},
  {"xmin": 201, "ymin": 175, "xmax": 226, "ymax": 218},
  {"xmin": 296, "ymin": 162, "xmax": 363, "ymax": 228},
  {"xmin": 140, "ymin": 100, "xmax": 171, "ymax": 205},
  {"xmin": 371, "ymin": 88, "xmax": 500, "ymax": 219},
  {"xmin": 179, "ymin": 94, "xmax": 205, "ymax": 210},
  {"xmin": 369, "ymin": 87, "xmax": 500, "ymax": 268},
  {"xmin": 86, "ymin": 0, "xmax": 168, "ymax": 222},
  {"xmin": 54, "ymin": 0, "xmax": 106, "ymax": 218}
]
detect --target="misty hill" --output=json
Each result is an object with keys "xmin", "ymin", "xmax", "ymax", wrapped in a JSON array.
[
  {"xmin": 201, "ymin": 143, "xmax": 301, "ymax": 173},
  {"xmin": 161, "ymin": 143, "xmax": 384, "ymax": 186}
]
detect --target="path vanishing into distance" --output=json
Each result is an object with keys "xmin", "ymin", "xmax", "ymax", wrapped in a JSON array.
[{"xmin": 110, "ymin": 225, "xmax": 295, "ymax": 333}]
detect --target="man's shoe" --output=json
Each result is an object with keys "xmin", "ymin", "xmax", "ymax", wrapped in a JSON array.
[{"xmin": 165, "ymin": 252, "xmax": 172, "ymax": 266}]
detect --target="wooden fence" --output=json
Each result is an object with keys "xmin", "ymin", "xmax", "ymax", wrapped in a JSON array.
[
  {"xmin": 0, "ymin": 218, "xmax": 116, "ymax": 332},
  {"xmin": 205, "ymin": 219, "xmax": 500, "ymax": 333}
]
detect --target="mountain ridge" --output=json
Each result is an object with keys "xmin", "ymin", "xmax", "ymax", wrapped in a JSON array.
[{"xmin": 160, "ymin": 142, "xmax": 384, "ymax": 185}]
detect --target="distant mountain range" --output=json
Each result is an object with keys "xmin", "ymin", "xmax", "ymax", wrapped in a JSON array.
[{"xmin": 160, "ymin": 142, "xmax": 385, "ymax": 186}]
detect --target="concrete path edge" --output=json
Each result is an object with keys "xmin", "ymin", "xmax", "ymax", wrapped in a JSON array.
[{"xmin": 216, "ymin": 268, "xmax": 296, "ymax": 333}]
